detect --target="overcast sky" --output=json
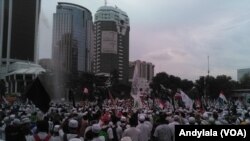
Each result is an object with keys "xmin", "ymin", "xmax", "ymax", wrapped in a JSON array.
[{"xmin": 38, "ymin": 0, "xmax": 250, "ymax": 81}]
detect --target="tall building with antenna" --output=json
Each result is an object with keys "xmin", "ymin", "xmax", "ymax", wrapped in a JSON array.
[{"xmin": 93, "ymin": 4, "xmax": 130, "ymax": 83}]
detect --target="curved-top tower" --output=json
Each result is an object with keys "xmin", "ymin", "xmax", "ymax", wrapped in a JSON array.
[
  {"xmin": 93, "ymin": 5, "xmax": 130, "ymax": 83},
  {"xmin": 52, "ymin": 2, "xmax": 93, "ymax": 74},
  {"xmin": 52, "ymin": 2, "xmax": 93, "ymax": 99}
]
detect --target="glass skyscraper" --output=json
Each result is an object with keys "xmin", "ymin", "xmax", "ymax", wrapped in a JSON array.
[
  {"xmin": 0, "ymin": 0, "xmax": 41, "ymax": 65},
  {"xmin": 52, "ymin": 2, "xmax": 93, "ymax": 75}
]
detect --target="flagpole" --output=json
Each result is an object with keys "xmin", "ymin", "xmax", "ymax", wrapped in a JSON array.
[{"xmin": 205, "ymin": 56, "xmax": 210, "ymax": 99}]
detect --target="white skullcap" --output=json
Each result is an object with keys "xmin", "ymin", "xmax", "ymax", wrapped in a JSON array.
[
  {"xmin": 245, "ymin": 119, "xmax": 250, "ymax": 125},
  {"xmin": 117, "ymin": 121, "xmax": 121, "ymax": 126},
  {"xmin": 208, "ymin": 117, "xmax": 215, "ymax": 124},
  {"xmin": 68, "ymin": 119, "xmax": 78, "ymax": 128},
  {"xmin": 83, "ymin": 111, "xmax": 88, "ymax": 116},
  {"xmin": 109, "ymin": 122, "xmax": 114, "ymax": 127},
  {"xmin": 13, "ymin": 119, "xmax": 21, "ymax": 125},
  {"xmin": 188, "ymin": 117, "xmax": 196, "ymax": 124},
  {"xmin": 201, "ymin": 120, "xmax": 209, "ymax": 125},
  {"xmin": 69, "ymin": 138, "xmax": 82, "ymax": 141},
  {"xmin": 4, "ymin": 117, "xmax": 9, "ymax": 122},
  {"xmin": 202, "ymin": 113, "xmax": 209, "ymax": 119},
  {"xmin": 21, "ymin": 117, "xmax": 31, "ymax": 124},
  {"xmin": 121, "ymin": 137, "xmax": 132, "ymax": 141},
  {"xmin": 247, "ymin": 107, "xmax": 250, "ymax": 111},
  {"xmin": 10, "ymin": 114, "xmax": 15, "ymax": 120},
  {"xmin": 215, "ymin": 121, "xmax": 222, "ymax": 125},
  {"xmin": 92, "ymin": 124, "xmax": 101, "ymax": 133},
  {"xmin": 121, "ymin": 116, "xmax": 126, "ymax": 122},
  {"xmin": 53, "ymin": 125, "xmax": 60, "ymax": 132},
  {"xmin": 138, "ymin": 115, "xmax": 145, "ymax": 121}
]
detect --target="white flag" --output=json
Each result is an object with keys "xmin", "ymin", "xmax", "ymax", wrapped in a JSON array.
[
  {"xmin": 180, "ymin": 90, "xmax": 193, "ymax": 109},
  {"xmin": 219, "ymin": 92, "xmax": 227, "ymax": 103}
]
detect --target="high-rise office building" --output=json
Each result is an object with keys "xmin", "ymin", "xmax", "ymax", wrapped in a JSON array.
[
  {"xmin": 237, "ymin": 68, "xmax": 250, "ymax": 81},
  {"xmin": 0, "ymin": 0, "xmax": 41, "ymax": 65},
  {"xmin": 52, "ymin": 2, "xmax": 93, "ymax": 74},
  {"xmin": 0, "ymin": 0, "xmax": 42, "ymax": 95},
  {"xmin": 129, "ymin": 60, "xmax": 155, "ymax": 82},
  {"xmin": 93, "ymin": 5, "xmax": 130, "ymax": 83}
]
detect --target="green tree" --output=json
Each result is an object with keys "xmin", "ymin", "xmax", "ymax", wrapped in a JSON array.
[
  {"xmin": 150, "ymin": 72, "xmax": 170, "ymax": 99},
  {"xmin": 195, "ymin": 76, "xmax": 206, "ymax": 97},
  {"xmin": 195, "ymin": 75, "xmax": 238, "ymax": 99},
  {"xmin": 181, "ymin": 79, "xmax": 194, "ymax": 92},
  {"xmin": 150, "ymin": 72, "xmax": 193, "ymax": 100}
]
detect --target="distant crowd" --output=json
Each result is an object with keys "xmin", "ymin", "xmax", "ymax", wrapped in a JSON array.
[{"xmin": 0, "ymin": 97, "xmax": 249, "ymax": 141}]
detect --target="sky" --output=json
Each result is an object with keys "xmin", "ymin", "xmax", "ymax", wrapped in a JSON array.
[{"xmin": 38, "ymin": 0, "xmax": 250, "ymax": 81}]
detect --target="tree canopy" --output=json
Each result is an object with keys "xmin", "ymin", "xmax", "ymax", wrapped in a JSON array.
[{"xmin": 150, "ymin": 72, "xmax": 239, "ymax": 100}]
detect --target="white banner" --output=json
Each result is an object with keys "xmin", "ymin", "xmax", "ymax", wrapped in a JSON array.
[{"xmin": 101, "ymin": 31, "xmax": 117, "ymax": 54}]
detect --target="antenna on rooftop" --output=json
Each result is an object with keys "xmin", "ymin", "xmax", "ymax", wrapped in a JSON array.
[
  {"xmin": 208, "ymin": 55, "xmax": 210, "ymax": 76},
  {"xmin": 104, "ymin": 0, "xmax": 107, "ymax": 6}
]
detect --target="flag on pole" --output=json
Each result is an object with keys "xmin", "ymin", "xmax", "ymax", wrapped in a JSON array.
[
  {"xmin": 219, "ymin": 91, "xmax": 227, "ymax": 102},
  {"xmin": 108, "ymin": 88, "xmax": 115, "ymax": 105},
  {"xmin": 2, "ymin": 96, "xmax": 9, "ymax": 105},
  {"xmin": 179, "ymin": 90, "xmax": 194, "ymax": 109},
  {"xmin": 160, "ymin": 84, "xmax": 167, "ymax": 91},
  {"xmin": 218, "ymin": 91, "xmax": 227, "ymax": 106}
]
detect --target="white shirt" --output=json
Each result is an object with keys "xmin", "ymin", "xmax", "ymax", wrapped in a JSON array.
[
  {"xmin": 137, "ymin": 122, "xmax": 150, "ymax": 141},
  {"xmin": 26, "ymin": 132, "xmax": 51, "ymax": 141},
  {"xmin": 122, "ymin": 127, "xmax": 142, "ymax": 141},
  {"xmin": 59, "ymin": 129, "xmax": 84, "ymax": 141},
  {"xmin": 168, "ymin": 121, "xmax": 179, "ymax": 141},
  {"xmin": 107, "ymin": 127, "xmax": 114, "ymax": 139},
  {"xmin": 154, "ymin": 124, "xmax": 173, "ymax": 141}
]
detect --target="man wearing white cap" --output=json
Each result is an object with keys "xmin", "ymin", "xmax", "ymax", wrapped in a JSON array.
[
  {"xmin": 27, "ymin": 120, "xmax": 51, "ymax": 141},
  {"xmin": 50, "ymin": 125, "xmax": 61, "ymax": 141},
  {"xmin": 91, "ymin": 124, "xmax": 103, "ymax": 141},
  {"xmin": 122, "ymin": 116, "xmax": 143, "ymax": 141},
  {"xmin": 136, "ymin": 115, "xmax": 150, "ymax": 141},
  {"xmin": 168, "ymin": 115, "xmax": 180, "ymax": 141},
  {"xmin": 59, "ymin": 119, "xmax": 84, "ymax": 141},
  {"xmin": 107, "ymin": 122, "xmax": 114, "ymax": 141},
  {"xmin": 153, "ymin": 114, "xmax": 173, "ymax": 141},
  {"xmin": 121, "ymin": 136, "xmax": 132, "ymax": 141}
]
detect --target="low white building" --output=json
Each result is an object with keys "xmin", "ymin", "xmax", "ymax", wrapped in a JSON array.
[{"xmin": 0, "ymin": 62, "xmax": 45, "ymax": 95}]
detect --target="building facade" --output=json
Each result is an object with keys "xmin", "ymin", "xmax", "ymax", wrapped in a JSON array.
[
  {"xmin": 39, "ymin": 58, "xmax": 53, "ymax": 71},
  {"xmin": 237, "ymin": 68, "xmax": 250, "ymax": 81},
  {"xmin": 4, "ymin": 62, "xmax": 45, "ymax": 95},
  {"xmin": 129, "ymin": 60, "xmax": 155, "ymax": 82},
  {"xmin": 0, "ymin": 0, "xmax": 41, "ymax": 66},
  {"xmin": 52, "ymin": 2, "xmax": 93, "ymax": 75},
  {"xmin": 93, "ymin": 6, "xmax": 130, "ymax": 83},
  {"xmin": 0, "ymin": 0, "xmax": 41, "ymax": 95}
]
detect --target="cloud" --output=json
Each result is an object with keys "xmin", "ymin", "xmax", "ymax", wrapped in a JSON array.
[{"xmin": 128, "ymin": 0, "xmax": 250, "ymax": 80}]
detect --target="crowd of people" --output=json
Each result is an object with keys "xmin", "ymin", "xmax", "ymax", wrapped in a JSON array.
[{"xmin": 0, "ymin": 97, "xmax": 249, "ymax": 141}]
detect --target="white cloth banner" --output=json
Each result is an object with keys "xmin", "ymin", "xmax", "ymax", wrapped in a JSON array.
[{"xmin": 180, "ymin": 90, "xmax": 193, "ymax": 109}]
